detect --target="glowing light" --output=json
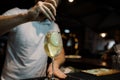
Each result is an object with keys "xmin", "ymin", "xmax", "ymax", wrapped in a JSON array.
[
  {"xmin": 68, "ymin": 0, "xmax": 74, "ymax": 3},
  {"xmin": 100, "ymin": 33, "xmax": 107, "ymax": 38},
  {"xmin": 64, "ymin": 29, "xmax": 70, "ymax": 33},
  {"xmin": 101, "ymin": 61, "xmax": 107, "ymax": 66}
]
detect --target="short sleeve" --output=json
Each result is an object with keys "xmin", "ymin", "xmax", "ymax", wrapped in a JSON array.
[{"xmin": 2, "ymin": 7, "xmax": 27, "ymax": 16}]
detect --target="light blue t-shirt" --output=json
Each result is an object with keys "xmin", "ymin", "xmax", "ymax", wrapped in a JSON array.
[{"xmin": 1, "ymin": 7, "xmax": 60, "ymax": 80}]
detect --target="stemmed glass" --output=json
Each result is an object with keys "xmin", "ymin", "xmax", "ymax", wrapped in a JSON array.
[{"xmin": 44, "ymin": 31, "xmax": 63, "ymax": 80}]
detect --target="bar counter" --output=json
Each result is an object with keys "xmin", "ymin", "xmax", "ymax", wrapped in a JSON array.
[
  {"xmin": 66, "ymin": 71, "xmax": 120, "ymax": 80},
  {"xmin": 23, "ymin": 57, "xmax": 120, "ymax": 80},
  {"xmin": 64, "ymin": 57, "xmax": 120, "ymax": 80},
  {"xmin": 22, "ymin": 72, "xmax": 120, "ymax": 80},
  {"xmin": 64, "ymin": 56, "xmax": 113, "ymax": 69}
]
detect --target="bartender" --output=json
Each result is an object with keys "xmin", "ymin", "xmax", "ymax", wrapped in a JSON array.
[{"xmin": 0, "ymin": 0, "xmax": 67, "ymax": 80}]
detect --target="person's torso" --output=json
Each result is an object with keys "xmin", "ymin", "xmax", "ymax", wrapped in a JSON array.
[{"xmin": 1, "ymin": 8, "xmax": 60, "ymax": 80}]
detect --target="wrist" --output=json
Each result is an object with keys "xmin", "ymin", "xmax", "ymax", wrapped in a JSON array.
[
  {"xmin": 17, "ymin": 11, "xmax": 32, "ymax": 23},
  {"xmin": 50, "ymin": 60, "xmax": 59, "ymax": 68},
  {"xmin": 24, "ymin": 11, "xmax": 34, "ymax": 22}
]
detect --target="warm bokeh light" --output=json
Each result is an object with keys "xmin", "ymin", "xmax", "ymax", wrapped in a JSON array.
[
  {"xmin": 101, "ymin": 61, "xmax": 107, "ymax": 66},
  {"xmin": 100, "ymin": 33, "xmax": 107, "ymax": 38},
  {"xmin": 68, "ymin": 0, "xmax": 74, "ymax": 3}
]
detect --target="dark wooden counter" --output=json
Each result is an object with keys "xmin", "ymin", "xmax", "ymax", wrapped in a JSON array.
[
  {"xmin": 21, "ymin": 57, "xmax": 120, "ymax": 80},
  {"xmin": 64, "ymin": 57, "xmax": 113, "ymax": 69},
  {"xmin": 67, "ymin": 71, "xmax": 120, "ymax": 80},
  {"xmin": 22, "ymin": 72, "xmax": 120, "ymax": 80}
]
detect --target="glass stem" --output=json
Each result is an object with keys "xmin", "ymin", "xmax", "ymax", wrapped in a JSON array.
[{"xmin": 51, "ymin": 57, "xmax": 55, "ymax": 80}]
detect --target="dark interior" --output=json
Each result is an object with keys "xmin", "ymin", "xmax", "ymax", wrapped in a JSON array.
[{"xmin": 0, "ymin": 0, "xmax": 120, "ymax": 79}]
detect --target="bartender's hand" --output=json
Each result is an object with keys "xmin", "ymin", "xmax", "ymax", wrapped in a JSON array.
[
  {"xmin": 47, "ymin": 62, "xmax": 67, "ymax": 79},
  {"xmin": 27, "ymin": 0, "xmax": 56, "ymax": 21}
]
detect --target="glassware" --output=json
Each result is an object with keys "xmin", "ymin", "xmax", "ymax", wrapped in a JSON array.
[{"xmin": 44, "ymin": 31, "xmax": 63, "ymax": 80}]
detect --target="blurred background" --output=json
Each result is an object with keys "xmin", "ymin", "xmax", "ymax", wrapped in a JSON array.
[{"xmin": 0, "ymin": 0, "xmax": 120, "ymax": 74}]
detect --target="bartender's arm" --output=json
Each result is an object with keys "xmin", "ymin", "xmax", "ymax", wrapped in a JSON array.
[
  {"xmin": 0, "ymin": 14, "xmax": 31, "ymax": 35},
  {"xmin": 47, "ymin": 48, "xmax": 67, "ymax": 79},
  {"xmin": 0, "ymin": 1, "xmax": 56, "ymax": 35}
]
